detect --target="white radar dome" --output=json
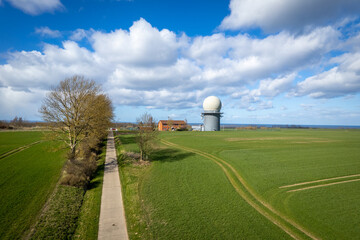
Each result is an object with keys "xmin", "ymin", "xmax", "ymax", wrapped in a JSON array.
[{"xmin": 203, "ymin": 96, "xmax": 222, "ymax": 111}]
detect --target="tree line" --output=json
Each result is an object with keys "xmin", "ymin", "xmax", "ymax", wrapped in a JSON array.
[
  {"xmin": 38, "ymin": 75, "xmax": 160, "ymax": 186},
  {"xmin": 40, "ymin": 75, "xmax": 113, "ymax": 186}
]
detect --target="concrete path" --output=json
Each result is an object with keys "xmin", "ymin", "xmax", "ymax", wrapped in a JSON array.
[{"xmin": 98, "ymin": 130, "xmax": 129, "ymax": 240}]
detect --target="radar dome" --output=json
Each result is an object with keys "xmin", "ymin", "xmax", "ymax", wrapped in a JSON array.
[{"xmin": 203, "ymin": 96, "xmax": 222, "ymax": 111}]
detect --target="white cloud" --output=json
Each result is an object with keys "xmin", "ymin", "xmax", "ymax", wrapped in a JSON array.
[
  {"xmin": 255, "ymin": 74, "xmax": 296, "ymax": 98},
  {"xmin": 0, "ymin": 87, "xmax": 46, "ymax": 120},
  {"xmin": 5, "ymin": 0, "xmax": 64, "ymax": 15},
  {"xmin": 107, "ymin": 88, "xmax": 201, "ymax": 109},
  {"xmin": 70, "ymin": 29, "xmax": 95, "ymax": 41},
  {"xmin": 105, "ymin": 58, "xmax": 201, "ymax": 91},
  {"xmin": 220, "ymin": 0, "xmax": 360, "ymax": 32},
  {"xmin": 185, "ymin": 26, "xmax": 339, "ymax": 86},
  {"xmin": 231, "ymin": 74, "xmax": 295, "ymax": 111},
  {"xmin": 91, "ymin": 18, "xmax": 181, "ymax": 67},
  {"xmin": 293, "ymin": 52, "xmax": 360, "ymax": 98},
  {"xmin": 35, "ymin": 26, "xmax": 62, "ymax": 38},
  {"xmin": 0, "ymin": 41, "xmax": 102, "ymax": 91},
  {"xmin": 1, "ymin": 18, "xmax": 359, "ymax": 120}
]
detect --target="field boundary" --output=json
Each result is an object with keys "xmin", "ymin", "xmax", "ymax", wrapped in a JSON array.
[
  {"xmin": 161, "ymin": 140, "xmax": 319, "ymax": 240},
  {"xmin": 0, "ymin": 141, "xmax": 42, "ymax": 159}
]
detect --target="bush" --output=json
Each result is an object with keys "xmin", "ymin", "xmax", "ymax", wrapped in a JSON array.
[
  {"xmin": 61, "ymin": 155, "xmax": 97, "ymax": 188},
  {"xmin": 176, "ymin": 127, "xmax": 189, "ymax": 131},
  {"xmin": 60, "ymin": 139, "xmax": 104, "ymax": 188}
]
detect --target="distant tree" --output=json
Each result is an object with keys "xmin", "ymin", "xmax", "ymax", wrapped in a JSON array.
[
  {"xmin": 136, "ymin": 113, "xmax": 158, "ymax": 161},
  {"xmin": 10, "ymin": 116, "xmax": 24, "ymax": 128},
  {"xmin": 0, "ymin": 120, "xmax": 9, "ymax": 129},
  {"xmin": 39, "ymin": 75, "xmax": 113, "ymax": 158}
]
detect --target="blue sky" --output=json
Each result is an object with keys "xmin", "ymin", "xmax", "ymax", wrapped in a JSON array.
[{"xmin": 0, "ymin": 0, "xmax": 360, "ymax": 125}]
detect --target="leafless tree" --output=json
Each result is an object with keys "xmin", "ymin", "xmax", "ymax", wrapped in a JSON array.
[
  {"xmin": 136, "ymin": 113, "xmax": 158, "ymax": 161},
  {"xmin": 40, "ymin": 75, "xmax": 113, "ymax": 158}
]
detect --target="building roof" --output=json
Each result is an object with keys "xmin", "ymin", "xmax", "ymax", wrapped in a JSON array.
[{"xmin": 158, "ymin": 120, "xmax": 187, "ymax": 125}]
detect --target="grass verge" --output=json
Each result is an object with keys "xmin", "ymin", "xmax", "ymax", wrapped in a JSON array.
[
  {"xmin": 119, "ymin": 160, "xmax": 152, "ymax": 240},
  {"xmin": 30, "ymin": 185, "xmax": 85, "ymax": 239},
  {"xmin": 115, "ymin": 132, "xmax": 152, "ymax": 240}
]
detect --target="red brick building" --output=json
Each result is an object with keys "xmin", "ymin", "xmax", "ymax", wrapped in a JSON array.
[{"xmin": 158, "ymin": 120, "xmax": 187, "ymax": 131}]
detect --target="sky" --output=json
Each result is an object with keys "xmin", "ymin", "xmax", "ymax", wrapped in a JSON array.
[{"xmin": 0, "ymin": 0, "xmax": 360, "ymax": 125}]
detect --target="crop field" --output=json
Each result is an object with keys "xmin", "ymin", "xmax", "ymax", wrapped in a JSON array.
[
  {"xmin": 0, "ymin": 131, "xmax": 66, "ymax": 239},
  {"xmin": 119, "ymin": 129, "xmax": 360, "ymax": 239},
  {"xmin": 0, "ymin": 131, "xmax": 44, "ymax": 157}
]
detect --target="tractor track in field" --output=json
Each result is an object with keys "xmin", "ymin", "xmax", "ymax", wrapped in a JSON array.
[
  {"xmin": 280, "ymin": 173, "xmax": 360, "ymax": 189},
  {"xmin": 161, "ymin": 139, "xmax": 319, "ymax": 240},
  {"xmin": 0, "ymin": 141, "xmax": 42, "ymax": 160},
  {"xmin": 286, "ymin": 178, "xmax": 360, "ymax": 192}
]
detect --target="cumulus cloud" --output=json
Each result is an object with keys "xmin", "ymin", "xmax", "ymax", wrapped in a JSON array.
[
  {"xmin": 231, "ymin": 74, "xmax": 295, "ymax": 111},
  {"xmin": 220, "ymin": 0, "xmax": 360, "ymax": 32},
  {"xmin": 186, "ymin": 26, "xmax": 339, "ymax": 86},
  {"xmin": 92, "ymin": 18, "xmax": 182, "ymax": 67},
  {"xmin": 5, "ymin": 0, "xmax": 64, "ymax": 15},
  {"xmin": 0, "ymin": 87, "xmax": 46, "ymax": 120},
  {"xmin": 70, "ymin": 29, "xmax": 95, "ymax": 41},
  {"xmin": 293, "ymin": 51, "xmax": 360, "ymax": 98},
  {"xmin": 0, "ymin": 41, "xmax": 102, "ymax": 91},
  {"xmin": 0, "ymin": 18, "xmax": 359, "ymax": 119},
  {"xmin": 108, "ymin": 88, "xmax": 201, "ymax": 109},
  {"xmin": 105, "ymin": 58, "xmax": 201, "ymax": 91},
  {"xmin": 35, "ymin": 26, "xmax": 62, "ymax": 38}
]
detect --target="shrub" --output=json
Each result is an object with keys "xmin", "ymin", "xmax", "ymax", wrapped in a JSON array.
[{"xmin": 61, "ymin": 155, "xmax": 97, "ymax": 188}]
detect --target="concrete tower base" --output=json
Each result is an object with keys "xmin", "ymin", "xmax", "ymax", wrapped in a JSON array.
[{"xmin": 202, "ymin": 112, "xmax": 221, "ymax": 131}]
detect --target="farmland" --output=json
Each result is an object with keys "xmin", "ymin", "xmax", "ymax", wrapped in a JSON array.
[
  {"xmin": 0, "ymin": 131, "xmax": 66, "ymax": 239},
  {"xmin": 118, "ymin": 129, "xmax": 360, "ymax": 239}
]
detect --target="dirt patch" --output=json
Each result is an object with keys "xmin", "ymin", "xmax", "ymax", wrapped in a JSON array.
[{"xmin": 132, "ymin": 160, "xmax": 151, "ymax": 166}]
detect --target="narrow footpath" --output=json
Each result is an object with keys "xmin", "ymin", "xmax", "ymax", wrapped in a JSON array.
[{"xmin": 98, "ymin": 130, "xmax": 129, "ymax": 240}]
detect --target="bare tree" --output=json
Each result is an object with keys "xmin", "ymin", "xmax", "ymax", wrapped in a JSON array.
[
  {"xmin": 136, "ymin": 113, "xmax": 158, "ymax": 161},
  {"xmin": 10, "ymin": 116, "xmax": 24, "ymax": 128},
  {"xmin": 40, "ymin": 75, "xmax": 113, "ymax": 158}
]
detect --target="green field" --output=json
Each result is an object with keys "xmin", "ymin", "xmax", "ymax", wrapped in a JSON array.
[
  {"xmin": 0, "ymin": 131, "xmax": 43, "ymax": 156},
  {"xmin": 118, "ymin": 129, "xmax": 360, "ymax": 239},
  {"xmin": 0, "ymin": 131, "xmax": 66, "ymax": 239}
]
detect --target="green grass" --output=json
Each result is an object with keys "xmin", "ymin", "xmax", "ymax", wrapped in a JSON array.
[
  {"xmin": 30, "ymin": 185, "xmax": 85, "ymax": 240},
  {"xmin": 73, "ymin": 143, "xmax": 107, "ymax": 240},
  {"xmin": 141, "ymin": 147, "xmax": 291, "ymax": 239},
  {"xmin": 118, "ymin": 160, "xmax": 152, "ymax": 240},
  {"xmin": 162, "ymin": 129, "xmax": 360, "ymax": 239},
  {"xmin": 0, "ymin": 131, "xmax": 43, "ymax": 155},
  {"xmin": 115, "ymin": 133, "xmax": 152, "ymax": 240},
  {"xmin": 0, "ymin": 136, "xmax": 66, "ymax": 239},
  {"xmin": 119, "ymin": 129, "xmax": 360, "ymax": 239}
]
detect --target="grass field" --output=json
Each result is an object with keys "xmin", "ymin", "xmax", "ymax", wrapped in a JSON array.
[
  {"xmin": 0, "ymin": 131, "xmax": 43, "ymax": 156},
  {"xmin": 118, "ymin": 129, "xmax": 360, "ymax": 239},
  {"xmin": 0, "ymin": 131, "xmax": 66, "ymax": 239}
]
